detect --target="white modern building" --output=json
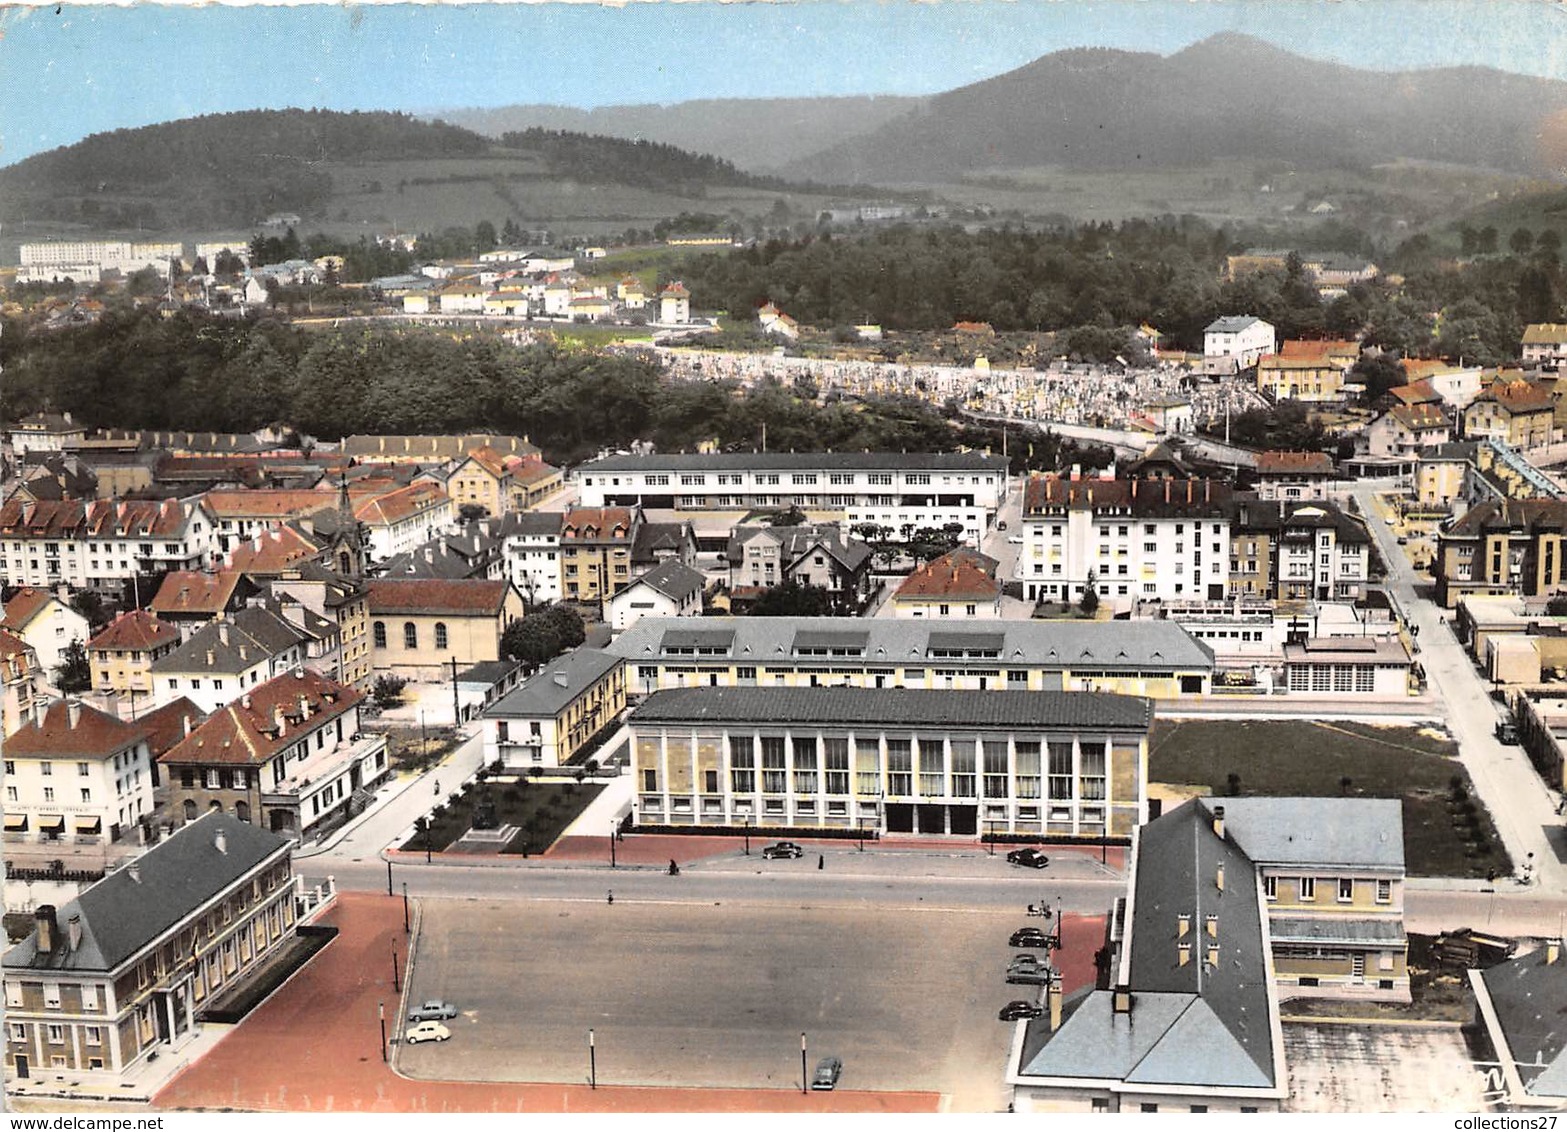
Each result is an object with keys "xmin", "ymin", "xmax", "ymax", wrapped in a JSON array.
[
  {"xmin": 3, "ymin": 700, "xmax": 156, "ymax": 844},
  {"xmin": 1204, "ymin": 316, "xmax": 1276, "ymax": 374},
  {"xmin": 606, "ymin": 560, "xmax": 705, "ymax": 632},
  {"xmin": 0, "ymin": 499, "xmax": 218, "ymax": 594},
  {"xmin": 578, "ymin": 452, "xmax": 1011, "ymax": 547},
  {"xmin": 496, "ymin": 511, "xmax": 562, "ymax": 608}
]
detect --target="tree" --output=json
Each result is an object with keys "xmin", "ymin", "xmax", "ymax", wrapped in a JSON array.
[
  {"xmin": 1350, "ymin": 352, "xmax": 1407, "ymax": 403},
  {"xmin": 69, "ymin": 590, "xmax": 110, "ymax": 632},
  {"xmin": 501, "ymin": 604, "xmax": 586, "ymax": 669},
  {"xmin": 1078, "ymin": 572, "xmax": 1100, "ymax": 617},
  {"xmin": 53, "ymin": 640, "xmax": 91, "ymax": 694},
  {"xmin": 373, "ymin": 674, "xmax": 408, "ymax": 709},
  {"xmin": 1510, "ymin": 228, "xmax": 1535, "ymax": 256},
  {"xmin": 748, "ymin": 581, "xmax": 834, "ymax": 617}
]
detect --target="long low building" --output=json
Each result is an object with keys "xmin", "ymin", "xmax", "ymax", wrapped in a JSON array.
[
  {"xmin": 607, "ymin": 617, "xmax": 1216, "ymax": 699},
  {"xmin": 628, "ymin": 686, "xmax": 1153, "ymax": 838},
  {"xmin": 576, "ymin": 451, "xmax": 1010, "ymax": 546}
]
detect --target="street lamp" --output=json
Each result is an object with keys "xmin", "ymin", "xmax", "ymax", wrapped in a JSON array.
[
  {"xmin": 379, "ymin": 1001, "xmax": 387, "ymax": 1063},
  {"xmin": 744, "ymin": 815, "xmax": 752, "ymax": 856},
  {"xmin": 800, "ymin": 1031, "xmax": 808, "ymax": 1095},
  {"xmin": 610, "ymin": 819, "xmax": 618, "ymax": 869},
  {"xmin": 402, "ymin": 882, "xmax": 410, "ymax": 934},
  {"xmin": 588, "ymin": 1028, "xmax": 597, "ymax": 1090},
  {"xmin": 391, "ymin": 944, "xmax": 401, "ymax": 992},
  {"xmin": 986, "ymin": 819, "xmax": 995, "ymax": 856}
]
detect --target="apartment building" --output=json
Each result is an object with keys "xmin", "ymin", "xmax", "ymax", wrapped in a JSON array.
[
  {"xmin": 1203, "ymin": 315, "xmax": 1275, "ymax": 374},
  {"xmin": 627, "ymin": 686, "xmax": 1153, "ymax": 839},
  {"xmin": 158, "ymin": 668, "xmax": 387, "ymax": 837},
  {"xmin": 149, "ymin": 606, "xmax": 311, "ymax": 714},
  {"xmin": 495, "ymin": 510, "xmax": 562, "ymax": 607},
  {"xmin": 1255, "ymin": 355, "xmax": 1349, "ymax": 403},
  {"xmin": 483, "ymin": 647, "xmax": 627, "ymax": 768},
  {"xmin": 1521, "ymin": 323, "xmax": 1567, "ymax": 368},
  {"xmin": 445, "ymin": 447, "xmax": 562, "ymax": 516},
  {"xmin": 1463, "ymin": 381, "xmax": 1556, "ymax": 450},
  {"xmin": 1434, "ymin": 499, "xmax": 1567, "ymax": 608},
  {"xmin": 1363, "ymin": 403, "xmax": 1452, "ymax": 459},
  {"xmin": 726, "ymin": 524, "xmax": 875, "ymax": 613},
  {"xmin": 3, "ymin": 700, "xmax": 156, "ymax": 845},
  {"xmin": 1017, "ymin": 473, "xmax": 1233, "ymax": 605},
  {"xmin": 88, "ymin": 611, "xmax": 180, "ymax": 696},
  {"xmin": 560, "ymin": 506, "xmax": 639, "ymax": 604},
  {"xmin": 891, "ymin": 549, "xmax": 1002, "ymax": 619},
  {"xmin": 2, "ymin": 814, "xmax": 297, "ymax": 1085},
  {"xmin": 0, "ymin": 498, "xmax": 217, "ymax": 596},
  {"xmin": 577, "ymin": 452, "xmax": 1010, "ymax": 547},
  {"xmin": 1253, "ymin": 451, "xmax": 1335, "ymax": 501},
  {"xmin": 0, "ymin": 631, "xmax": 47, "ymax": 736},
  {"xmin": 269, "ymin": 563, "xmax": 373, "ymax": 692},
  {"xmin": 1228, "ymin": 500, "xmax": 1372, "ymax": 602},
  {"xmin": 1, "ymin": 587, "xmax": 89, "ymax": 676},
  {"xmin": 607, "ymin": 617, "xmax": 1215, "ymax": 699}
]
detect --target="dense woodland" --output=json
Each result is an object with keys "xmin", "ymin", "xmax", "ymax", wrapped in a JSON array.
[{"xmin": 0, "ymin": 311, "xmax": 1109, "ymax": 471}]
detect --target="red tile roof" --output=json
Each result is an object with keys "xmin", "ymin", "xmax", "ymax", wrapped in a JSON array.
[
  {"xmin": 1389, "ymin": 403, "xmax": 1450, "ymax": 431},
  {"xmin": 0, "ymin": 628, "xmax": 37, "ymax": 681},
  {"xmin": 224, "ymin": 525, "xmax": 323, "ymax": 575},
  {"xmin": 366, "ymin": 578, "xmax": 514, "ymax": 616},
  {"xmin": 1, "ymin": 587, "xmax": 61, "ymax": 633},
  {"xmin": 158, "ymin": 669, "xmax": 362, "ymax": 768},
  {"xmin": 1388, "ymin": 378, "xmax": 1440, "ymax": 405},
  {"xmin": 6, "ymin": 700, "xmax": 145, "ymax": 759},
  {"xmin": 561, "ymin": 507, "xmax": 635, "ymax": 543},
  {"xmin": 1256, "ymin": 451, "xmax": 1335, "ymax": 475},
  {"xmin": 354, "ymin": 482, "xmax": 449, "ymax": 527},
  {"xmin": 150, "ymin": 571, "xmax": 245, "ymax": 616},
  {"xmin": 1279, "ymin": 338, "xmax": 1359, "ymax": 359},
  {"xmin": 88, "ymin": 609, "xmax": 179, "ymax": 652},
  {"xmin": 1477, "ymin": 380, "xmax": 1555, "ymax": 414},
  {"xmin": 894, "ymin": 552, "xmax": 1002, "ymax": 603},
  {"xmin": 136, "ymin": 696, "xmax": 205, "ymax": 759},
  {"xmin": 1023, "ymin": 475, "xmax": 1231, "ymax": 516},
  {"xmin": 0, "ymin": 497, "xmax": 207, "ymax": 540},
  {"xmin": 201, "ymin": 489, "xmax": 336, "ymax": 520}
]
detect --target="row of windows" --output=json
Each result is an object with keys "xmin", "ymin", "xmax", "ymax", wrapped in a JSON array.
[
  {"xmin": 372, "ymin": 621, "xmax": 449, "ymax": 649},
  {"xmin": 1262, "ymin": 875, "xmax": 1393, "ymax": 903}
]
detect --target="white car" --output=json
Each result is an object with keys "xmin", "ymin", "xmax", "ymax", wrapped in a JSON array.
[
  {"xmin": 1007, "ymin": 535, "xmax": 1024, "ymax": 545},
  {"xmin": 404, "ymin": 1020, "xmax": 451, "ymax": 1044}
]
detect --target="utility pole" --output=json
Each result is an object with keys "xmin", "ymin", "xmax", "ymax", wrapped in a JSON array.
[{"xmin": 451, "ymin": 656, "xmax": 461, "ymax": 728}]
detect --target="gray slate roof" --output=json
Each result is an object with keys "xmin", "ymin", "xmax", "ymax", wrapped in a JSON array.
[
  {"xmin": 1477, "ymin": 949, "xmax": 1567, "ymax": 1098},
  {"xmin": 629, "ymin": 559, "xmax": 706, "ymax": 603},
  {"xmin": 630, "ymin": 687, "xmax": 1153, "ymax": 731},
  {"xmin": 607, "ymin": 616, "xmax": 1214, "ymax": 671},
  {"xmin": 583, "ymin": 452, "xmax": 1009, "ymax": 473},
  {"xmin": 1206, "ymin": 315, "xmax": 1269, "ymax": 334},
  {"xmin": 487, "ymin": 648, "xmax": 622, "ymax": 718},
  {"xmin": 1269, "ymin": 917, "xmax": 1406, "ymax": 945},
  {"xmin": 3, "ymin": 812, "xmax": 289, "ymax": 974},
  {"xmin": 150, "ymin": 604, "xmax": 306, "ymax": 675},
  {"xmin": 1204, "ymin": 797, "xmax": 1405, "ymax": 870}
]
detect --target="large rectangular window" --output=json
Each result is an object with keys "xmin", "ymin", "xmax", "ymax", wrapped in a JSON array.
[
  {"xmin": 823, "ymin": 737, "xmax": 849, "ymax": 795},
  {"xmin": 792, "ymin": 735, "xmax": 818, "ymax": 795},
  {"xmin": 1014, "ymin": 740, "xmax": 1042, "ymax": 799},
  {"xmin": 982, "ymin": 739, "xmax": 1009, "ymax": 798},
  {"xmin": 885, "ymin": 737, "xmax": 912, "ymax": 796},
  {"xmin": 1047, "ymin": 741, "xmax": 1074, "ymax": 800},
  {"xmin": 917, "ymin": 736, "xmax": 945, "ymax": 796},
  {"xmin": 951, "ymin": 737, "xmax": 976, "ymax": 797},
  {"xmin": 760, "ymin": 736, "xmax": 787, "ymax": 794},
  {"xmin": 854, "ymin": 736, "xmax": 880, "ymax": 795},
  {"xmin": 729, "ymin": 735, "xmax": 755, "ymax": 794},
  {"xmin": 1079, "ymin": 740, "xmax": 1107, "ymax": 801}
]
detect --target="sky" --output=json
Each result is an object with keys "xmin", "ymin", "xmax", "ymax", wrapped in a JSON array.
[{"xmin": 3, "ymin": 0, "xmax": 1567, "ymax": 168}]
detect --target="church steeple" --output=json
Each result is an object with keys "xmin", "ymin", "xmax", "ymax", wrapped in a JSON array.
[{"xmin": 335, "ymin": 471, "xmax": 364, "ymax": 579}]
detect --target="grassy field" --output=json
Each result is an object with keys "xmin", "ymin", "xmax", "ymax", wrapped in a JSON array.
[
  {"xmin": 1149, "ymin": 719, "xmax": 1511, "ymax": 879},
  {"xmin": 401, "ymin": 776, "xmax": 604, "ymax": 856},
  {"xmin": 546, "ymin": 324, "xmax": 655, "ymax": 348},
  {"xmin": 1280, "ymin": 934, "xmax": 1474, "ymax": 1022}
]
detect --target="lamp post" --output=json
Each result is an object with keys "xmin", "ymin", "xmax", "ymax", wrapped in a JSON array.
[
  {"xmin": 379, "ymin": 1001, "xmax": 387, "ymax": 1062},
  {"xmin": 986, "ymin": 820, "xmax": 995, "ymax": 856},
  {"xmin": 858, "ymin": 816, "xmax": 866, "ymax": 852},
  {"xmin": 610, "ymin": 819, "xmax": 618, "ymax": 869},
  {"xmin": 391, "ymin": 944, "xmax": 401, "ymax": 993},
  {"xmin": 386, "ymin": 858, "xmax": 393, "ymax": 897},
  {"xmin": 800, "ymin": 1031, "xmax": 808, "ymax": 1095},
  {"xmin": 402, "ymin": 881, "xmax": 410, "ymax": 934},
  {"xmin": 588, "ymin": 1028, "xmax": 596, "ymax": 1090},
  {"xmin": 744, "ymin": 815, "xmax": 751, "ymax": 856}
]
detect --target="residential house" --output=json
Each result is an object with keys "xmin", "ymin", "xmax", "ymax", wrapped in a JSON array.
[
  {"xmin": 446, "ymin": 447, "xmax": 562, "ymax": 517},
  {"xmin": 366, "ymin": 578, "xmax": 525, "ymax": 680},
  {"xmin": 627, "ymin": 686, "xmax": 1153, "ymax": 838},
  {"xmin": 1, "ymin": 813, "xmax": 298, "ymax": 1084},
  {"xmin": 608, "ymin": 617, "xmax": 1214, "ymax": 700},
  {"xmin": 496, "ymin": 511, "xmax": 562, "ymax": 608},
  {"xmin": 378, "ymin": 525, "xmax": 504, "ymax": 582},
  {"xmin": 350, "ymin": 482, "xmax": 454, "ymax": 562},
  {"xmin": 159, "ymin": 669, "xmax": 386, "ymax": 837},
  {"xmin": 617, "ymin": 277, "xmax": 647, "ymax": 310},
  {"xmin": 1253, "ymin": 451, "xmax": 1335, "ymax": 501},
  {"xmin": 0, "ymin": 631, "xmax": 47, "ymax": 736},
  {"xmin": 148, "ymin": 571, "xmax": 260, "ymax": 640},
  {"xmin": 659, "ymin": 281, "xmax": 691, "ymax": 324},
  {"xmin": 1399, "ymin": 361, "xmax": 1484, "ymax": 410},
  {"xmin": 758, "ymin": 302, "xmax": 800, "ymax": 340},
  {"xmin": 269, "ymin": 563, "xmax": 372, "ymax": 692},
  {"xmin": 726, "ymin": 524, "xmax": 874, "ymax": 613},
  {"xmin": 1434, "ymin": 499, "xmax": 1567, "ymax": 607},
  {"xmin": 149, "ymin": 605, "xmax": 311, "ymax": 714},
  {"xmin": 1521, "ymin": 323, "xmax": 1567, "ymax": 368},
  {"xmin": 891, "ymin": 550, "xmax": 1002, "ymax": 619},
  {"xmin": 10, "ymin": 453, "xmax": 99, "ymax": 504},
  {"xmin": 3, "ymin": 700, "xmax": 155, "ymax": 844},
  {"xmin": 483, "ymin": 647, "xmax": 626, "ymax": 769},
  {"xmin": 10, "ymin": 412, "xmax": 87, "ymax": 456},
  {"xmin": 578, "ymin": 452, "xmax": 1010, "ymax": 549},
  {"xmin": 1464, "ymin": 381, "xmax": 1556, "ymax": 449},
  {"xmin": 436, "ymin": 279, "xmax": 487, "ymax": 314},
  {"xmin": 1228, "ymin": 499, "xmax": 1372, "ymax": 602},
  {"xmin": 0, "ymin": 498, "xmax": 218, "ymax": 600},
  {"xmin": 560, "ymin": 506, "xmax": 640, "ymax": 604},
  {"xmin": 222, "ymin": 524, "xmax": 328, "ymax": 580},
  {"xmin": 607, "ymin": 560, "xmax": 706, "ymax": 632},
  {"xmin": 1257, "ymin": 354, "xmax": 1351, "ymax": 403},
  {"xmin": 87, "ymin": 611, "xmax": 180, "ymax": 699},
  {"xmin": 1203, "ymin": 316, "xmax": 1275, "ymax": 374},
  {"xmin": 1017, "ymin": 472, "xmax": 1233, "ymax": 605},
  {"xmin": 2, "ymin": 587, "xmax": 89, "ymax": 678}
]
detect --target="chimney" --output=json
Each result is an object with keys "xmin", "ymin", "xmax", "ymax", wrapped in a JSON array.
[
  {"xmin": 1212, "ymin": 805, "xmax": 1225, "ymax": 839},
  {"xmin": 206, "ymin": 649, "xmax": 216, "ymax": 667},
  {"xmin": 67, "ymin": 914, "xmax": 82, "ymax": 953},
  {"xmin": 218, "ymin": 623, "xmax": 229, "ymax": 646},
  {"xmin": 274, "ymin": 705, "xmax": 287, "ymax": 736},
  {"xmin": 1178, "ymin": 941, "xmax": 1192, "ymax": 966},
  {"xmin": 241, "ymin": 693, "xmax": 252, "ymax": 710},
  {"xmin": 1187, "ymin": 480, "xmax": 1193, "ymax": 504},
  {"xmin": 1048, "ymin": 974, "xmax": 1063, "ymax": 1032},
  {"xmin": 214, "ymin": 829, "xmax": 227, "ymax": 855},
  {"xmin": 1550, "ymin": 940, "xmax": 1561, "ymax": 966},
  {"xmin": 182, "ymin": 713, "xmax": 193, "ymax": 737},
  {"xmin": 34, "ymin": 906, "xmax": 58, "ymax": 953},
  {"xmin": 1206, "ymin": 913, "xmax": 1219, "ymax": 939},
  {"xmin": 1177, "ymin": 913, "xmax": 1191, "ymax": 938},
  {"xmin": 1132, "ymin": 478, "xmax": 1138, "ymax": 498},
  {"xmin": 298, "ymin": 693, "xmax": 310, "ymax": 718},
  {"xmin": 66, "ymin": 699, "xmax": 82, "ymax": 729},
  {"xmin": 1112, "ymin": 985, "xmax": 1133, "ymax": 1015},
  {"xmin": 1216, "ymin": 863, "xmax": 1225, "ymax": 892},
  {"xmin": 1164, "ymin": 480, "xmax": 1171, "ymax": 503}
]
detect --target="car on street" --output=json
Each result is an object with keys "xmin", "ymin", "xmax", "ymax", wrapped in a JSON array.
[
  {"xmin": 999, "ymin": 1000, "xmax": 1044, "ymax": 1021},
  {"xmin": 1010, "ymin": 930, "xmax": 1052, "ymax": 948},
  {"xmin": 811, "ymin": 1055, "xmax": 843, "ymax": 1090},
  {"xmin": 1006, "ymin": 847, "xmax": 1050, "ymax": 869},
  {"xmin": 408, "ymin": 1000, "xmax": 458, "ymax": 1022},
  {"xmin": 761, "ymin": 841, "xmax": 805, "ymax": 859},
  {"xmin": 1496, "ymin": 720, "xmax": 1520, "ymax": 744},
  {"xmin": 1009, "ymin": 954, "xmax": 1045, "ymax": 970},
  {"xmin": 404, "ymin": 1021, "xmax": 451, "ymax": 1044},
  {"xmin": 1006, "ymin": 967, "xmax": 1054, "ymax": 986}
]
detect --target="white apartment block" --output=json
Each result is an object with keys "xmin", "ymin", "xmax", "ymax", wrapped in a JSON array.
[
  {"xmin": 1018, "ymin": 474, "xmax": 1233, "ymax": 605},
  {"xmin": 3, "ymin": 700, "xmax": 156, "ymax": 845},
  {"xmin": 18, "ymin": 241, "xmax": 184, "ymax": 284},
  {"xmin": 0, "ymin": 499, "xmax": 217, "ymax": 594},
  {"xmin": 1204, "ymin": 315, "xmax": 1276, "ymax": 373},
  {"xmin": 496, "ymin": 512, "xmax": 562, "ymax": 607},
  {"xmin": 578, "ymin": 453, "xmax": 1010, "ymax": 547}
]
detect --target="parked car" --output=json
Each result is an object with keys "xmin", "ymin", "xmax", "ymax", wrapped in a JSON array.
[
  {"xmin": 1006, "ymin": 967, "xmax": 1054, "ymax": 986},
  {"xmin": 1496, "ymin": 720, "xmax": 1520, "ymax": 745},
  {"xmin": 1010, "ymin": 930, "xmax": 1052, "ymax": 948},
  {"xmin": 404, "ymin": 1021, "xmax": 451, "ymax": 1044},
  {"xmin": 761, "ymin": 841, "xmax": 805, "ymax": 859},
  {"xmin": 1009, "ymin": 954, "xmax": 1046, "ymax": 969},
  {"xmin": 999, "ymin": 1000, "xmax": 1044, "ymax": 1021},
  {"xmin": 1006, "ymin": 847, "xmax": 1050, "ymax": 869},
  {"xmin": 408, "ymin": 1000, "xmax": 458, "ymax": 1022},
  {"xmin": 811, "ymin": 1055, "xmax": 844, "ymax": 1091}
]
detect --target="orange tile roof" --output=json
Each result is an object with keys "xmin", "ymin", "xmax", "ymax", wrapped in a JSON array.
[
  {"xmin": 1389, "ymin": 403, "xmax": 1450, "ymax": 431},
  {"xmin": 463, "ymin": 446, "xmax": 509, "ymax": 479},
  {"xmin": 6, "ymin": 700, "xmax": 145, "ymax": 759},
  {"xmin": 202, "ymin": 489, "xmax": 335, "ymax": 520},
  {"xmin": 1388, "ymin": 378, "xmax": 1440, "ymax": 405},
  {"xmin": 0, "ymin": 498, "xmax": 207, "ymax": 540},
  {"xmin": 894, "ymin": 552, "xmax": 1002, "ymax": 602},
  {"xmin": 354, "ymin": 482, "xmax": 448, "ymax": 526},
  {"xmin": 561, "ymin": 507, "xmax": 636, "ymax": 543},
  {"xmin": 1, "ymin": 587, "xmax": 61, "ymax": 633},
  {"xmin": 88, "ymin": 609, "xmax": 179, "ymax": 652},
  {"xmin": 1256, "ymin": 451, "xmax": 1335, "ymax": 475},
  {"xmin": 0, "ymin": 628, "xmax": 37, "ymax": 681},
  {"xmin": 150, "ymin": 571, "xmax": 245, "ymax": 616},
  {"xmin": 366, "ymin": 578, "xmax": 513, "ymax": 616},
  {"xmin": 224, "ymin": 525, "xmax": 323, "ymax": 575},
  {"xmin": 158, "ymin": 669, "xmax": 363, "ymax": 768},
  {"xmin": 1478, "ymin": 380, "xmax": 1555, "ymax": 414},
  {"xmin": 1279, "ymin": 338, "xmax": 1359, "ymax": 359}
]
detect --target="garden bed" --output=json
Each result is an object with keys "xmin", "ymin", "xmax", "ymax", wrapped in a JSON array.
[{"xmin": 399, "ymin": 777, "xmax": 604, "ymax": 856}]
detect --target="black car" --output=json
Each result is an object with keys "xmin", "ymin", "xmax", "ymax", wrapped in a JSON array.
[
  {"xmin": 1006, "ymin": 847, "xmax": 1050, "ymax": 869},
  {"xmin": 761, "ymin": 841, "xmax": 805, "ymax": 859},
  {"xmin": 998, "ymin": 1000, "xmax": 1044, "ymax": 1021},
  {"xmin": 1010, "ymin": 930, "xmax": 1052, "ymax": 948},
  {"xmin": 1006, "ymin": 967, "xmax": 1054, "ymax": 986}
]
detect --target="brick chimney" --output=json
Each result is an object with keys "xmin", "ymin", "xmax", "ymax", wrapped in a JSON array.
[
  {"xmin": 67, "ymin": 913, "xmax": 82, "ymax": 953},
  {"xmin": 34, "ymin": 905, "xmax": 58, "ymax": 953},
  {"xmin": 66, "ymin": 699, "xmax": 82, "ymax": 729},
  {"xmin": 1212, "ymin": 804, "xmax": 1225, "ymax": 839}
]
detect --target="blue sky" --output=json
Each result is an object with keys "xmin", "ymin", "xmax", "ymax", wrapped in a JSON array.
[{"xmin": 2, "ymin": 0, "xmax": 1566, "ymax": 167}]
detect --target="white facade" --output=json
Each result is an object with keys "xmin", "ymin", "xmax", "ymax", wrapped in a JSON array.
[
  {"xmin": 503, "ymin": 532, "xmax": 562, "ymax": 608},
  {"xmin": 6, "ymin": 596, "xmax": 90, "ymax": 678},
  {"xmin": 4, "ymin": 732, "xmax": 154, "ymax": 844},
  {"xmin": 0, "ymin": 501, "xmax": 218, "ymax": 592},
  {"xmin": 17, "ymin": 241, "xmax": 182, "ymax": 284},
  {"xmin": 607, "ymin": 575, "xmax": 701, "ymax": 632},
  {"xmin": 1204, "ymin": 317, "xmax": 1276, "ymax": 372},
  {"xmin": 359, "ymin": 492, "xmax": 454, "ymax": 563},
  {"xmin": 1019, "ymin": 507, "xmax": 1231, "ymax": 605},
  {"xmin": 580, "ymin": 455, "xmax": 1009, "ymax": 548}
]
